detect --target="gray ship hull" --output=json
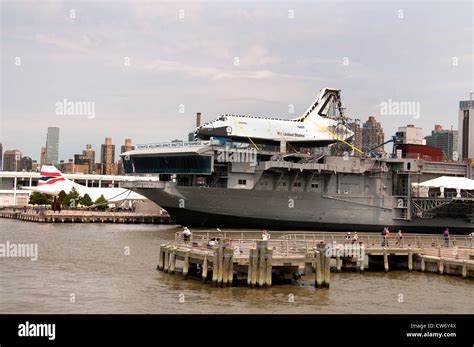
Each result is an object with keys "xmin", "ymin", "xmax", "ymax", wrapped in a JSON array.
[{"xmin": 134, "ymin": 184, "xmax": 473, "ymax": 234}]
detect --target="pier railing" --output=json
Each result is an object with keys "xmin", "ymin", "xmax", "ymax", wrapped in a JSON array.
[
  {"xmin": 279, "ymin": 233, "xmax": 474, "ymax": 249},
  {"xmin": 174, "ymin": 231, "xmax": 319, "ymax": 256},
  {"xmin": 175, "ymin": 231, "xmax": 474, "ymax": 257}
]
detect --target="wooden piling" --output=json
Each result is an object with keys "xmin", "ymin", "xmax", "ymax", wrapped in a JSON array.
[
  {"xmin": 257, "ymin": 241, "xmax": 267, "ymax": 288},
  {"xmin": 421, "ymin": 257, "xmax": 426, "ymax": 272},
  {"xmin": 202, "ymin": 255, "xmax": 208, "ymax": 283},
  {"xmin": 265, "ymin": 249, "xmax": 273, "ymax": 287},
  {"xmin": 408, "ymin": 249, "xmax": 413, "ymax": 272},
  {"xmin": 222, "ymin": 250, "xmax": 229, "ymax": 287},
  {"xmin": 323, "ymin": 254, "xmax": 330, "ymax": 288},
  {"xmin": 183, "ymin": 251, "xmax": 190, "ymax": 279},
  {"xmin": 314, "ymin": 250, "xmax": 323, "ymax": 288},
  {"xmin": 158, "ymin": 244, "xmax": 165, "ymax": 271},
  {"xmin": 222, "ymin": 247, "xmax": 233, "ymax": 287},
  {"xmin": 217, "ymin": 245, "xmax": 224, "ymax": 286},
  {"xmin": 462, "ymin": 261, "xmax": 467, "ymax": 278},
  {"xmin": 247, "ymin": 248, "xmax": 254, "ymax": 287},
  {"xmin": 438, "ymin": 258, "xmax": 444, "ymax": 275},
  {"xmin": 163, "ymin": 246, "xmax": 169, "ymax": 273},
  {"xmin": 317, "ymin": 243, "xmax": 327, "ymax": 288},
  {"xmin": 250, "ymin": 248, "xmax": 258, "ymax": 288},
  {"xmin": 227, "ymin": 251, "xmax": 234, "ymax": 286},
  {"xmin": 169, "ymin": 248, "xmax": 176, "ymax": 275},
  {"xmin": 212, "ymin": 248, "xmax": 219, "ymax": 286},
  {"xmin": 359, "ymin": 256, "xmax": 364, "ymax": 273},
  {"xmin": 336, "ymin": 254, "xmax": 342, "ymax": 272},
  {"xmin": 383, "ymin": 249, "xmax": 389, "ymax": 272}
]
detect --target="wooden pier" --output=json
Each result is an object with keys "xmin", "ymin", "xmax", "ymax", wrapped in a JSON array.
[
  {"xmin": 0, "ymin": 209, "xmax": 172, "ymax": 224},
  {"xmin": 157, "ymin": 231, "xmax": 474, "ymax": 288}
]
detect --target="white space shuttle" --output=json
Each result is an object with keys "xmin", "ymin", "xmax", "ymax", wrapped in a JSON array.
[
  {"xmin": 195, "ymin": 88, "xmax": 354, "ymax": 147},
  {"xmin": 24, "ymin": 166, "xmax": 145, "ymax": 203}
]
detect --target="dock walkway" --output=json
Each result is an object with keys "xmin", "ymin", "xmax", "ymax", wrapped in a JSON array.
[
  {"xmin": 158, "ymin": 231, "xmax": 474, "ymax": 288},
  {"xmin": 0, "ymin": 209, "xmax": 172, "ymax": 224}
]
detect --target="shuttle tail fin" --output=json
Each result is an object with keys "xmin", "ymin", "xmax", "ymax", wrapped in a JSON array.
[
  {"xmin": 296, "ymin": 88, "xmax": 354, "ymax": 142},
  {"xmin": 38, "ymin": 166, "xmax": 67, "ymax": 186},
  {"xmin": 295, "ymin": 88, "xmax": 344, "ymax": 123}
]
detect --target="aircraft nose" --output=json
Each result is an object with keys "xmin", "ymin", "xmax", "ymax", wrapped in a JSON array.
[{"xmin": 195, "ymin": 123, "xmax": 214, "ymax": 140}]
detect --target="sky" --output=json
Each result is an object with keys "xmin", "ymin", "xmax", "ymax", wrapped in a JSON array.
[{"xmin": 1, "ymin": 0, "xmax": 473, "ymax": 161}]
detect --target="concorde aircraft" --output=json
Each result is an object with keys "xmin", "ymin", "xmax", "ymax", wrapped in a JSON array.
[
  {"xmin": 194, "ymin": 88, "xmax": 354, "ymax": 147},
  {"xmin": 24, "ymin": 166, "xmax": 145, "ymax": 203}
]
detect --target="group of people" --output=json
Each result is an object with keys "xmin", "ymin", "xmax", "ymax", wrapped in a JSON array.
[
  {"xmin": 380, "ymin": 227, "xmax": 404, "ymax": 247},
  {"xmin": 345, "ymin": 232, "xmax": 359, "ymax": 244}
]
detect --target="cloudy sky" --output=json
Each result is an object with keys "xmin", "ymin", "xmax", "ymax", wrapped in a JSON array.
[{"xmin": 1, "ymin": 0, "xmax": 472, "ymax": 161}]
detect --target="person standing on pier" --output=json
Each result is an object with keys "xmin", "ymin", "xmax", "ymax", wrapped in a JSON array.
[
  {"xmin": 346, "ymin": 232, "xmax": 352, "ymax": 243},
  {"xmin": 396, "ymin": 230, "xmax": 403, "ymax": 247},
  {"xmin": 443, "ymin": 228, "xmax": 450, "ymax": 247},
  {"xmin": 261, "ymin": 230, "xmax": 271, "ymax": 241},
  {"xmin": 381, "ymin": 227, "xmax": 389, "ymax": 246},
  {"xmin": 182, "ymin": 227, "xmax": 192, "ymax": 245},
  {"xmin": 352, "ymin": 232, "xmax": 358, "ymax": 245}
]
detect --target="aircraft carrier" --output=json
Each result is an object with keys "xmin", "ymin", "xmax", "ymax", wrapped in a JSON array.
[{"xmin": 121, "ymin": 89, "xmax": 474, "ymax": 234}]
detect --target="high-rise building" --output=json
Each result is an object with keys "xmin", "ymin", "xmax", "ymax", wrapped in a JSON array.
[
  {"xmin": 458, "ymin": 94, "xmax": 474, "ymax": 160},
  {"xmin": 100, "ymin": 137, "xmax": 115, "ymax": 175},
  {"xmin": 73, "ymin": 144, "xmax": 96, "ymax": 174},
  {"xmin": 59, "ymin": 159, "xmax": 89, "ymax": 174},
  {"xmin": 83, "ymin": 144, "xmax": 95, "ymax": 173},
  {"xmin": 0, "ymin": 142, "xmax": 3, "ymax": 171},
  {"xmin": 45, "ymin": 127, "xmax": 60, "ymax": 165},
  {"xmin": 425, "ymin": 125, "xmax": 458, "ymax": 160},
  {"xmin": 118, "ymin": 139, "xmax": 134, "ymax": 174},
  {"xmin": 362, "ymin": 116, "xmax": 384, "ymax": 153},
  {"xmin": 349, "ymin": 120, "xmax": 363, "ymax": 156},
  {"xmin": 396, "ymin": 125, "xmax": 426, "ymax": 145},
  {"xmin": 31, "ymin": 160, "xmax": 40, "ymax": 171},
  {"xmin": 3, "ymin": 149, "xmax": 21, "ymax": 171},
  {"xmin": 121, "ymin": 139, "xmax": 134, "ymax": 154},
  {"xmin": 40, "ymin": 146, "xmax": 47, "ymax": 166},
  {"xmin": 73, "ymin": 154, "xmax": 92, "ymax": 174},
  {"xmin": 19, "ymin": 156, "xmax": 33, "ymax": 171}
]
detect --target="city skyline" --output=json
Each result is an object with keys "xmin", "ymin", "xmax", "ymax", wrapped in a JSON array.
[
  {"xmin": 0, "ymin": 114, "xmax": 464, "ymax": 169},
  {"xmin": 1, "ymin": 1, "xmax": 472, "ymax": 161}
]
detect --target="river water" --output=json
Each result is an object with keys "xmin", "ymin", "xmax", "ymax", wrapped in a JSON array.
[{"xmin": 0, "ymin": 219, "xmax": 472, "ymax": 314}]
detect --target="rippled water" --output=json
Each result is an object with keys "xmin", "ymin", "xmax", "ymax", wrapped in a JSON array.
[{"xmin": 1, "ymin": 219, "xmax": 472, "ymax": 314}]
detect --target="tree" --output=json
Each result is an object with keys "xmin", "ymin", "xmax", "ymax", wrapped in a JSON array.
[
  {"xmin": 58, "ymin": 190, "xmax": 68, "ymax": 205},
  {"xmin": 61, "ymin": 187, "xmax": 81, "ymax": 208},
  {"xmin": 29, "ymin": 192, "xmax": 51, "ymax": 205},
  {"xmin": 94, "ymin": 195, "xmax": 109, "ymax": 210},
  {"xmin": 68, "ymin": 187, "xmax": 80, "ymax": 203},
  {"xmin": 80, "ymin": 193, "xmax": 93, "ymax": 207}
]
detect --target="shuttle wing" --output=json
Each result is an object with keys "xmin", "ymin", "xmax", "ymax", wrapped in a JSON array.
[{"xmin": 23, "ymin": 166, "xmax": 145, "ymax": 203}]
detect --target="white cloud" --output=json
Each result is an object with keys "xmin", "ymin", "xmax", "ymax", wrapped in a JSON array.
[
  {"xmin": 33, "ymin": 34, "xmax": 91, "ymax": 54},
  {"xmin": 241, "ymin": 45, "xmax": 280, "ymax": 66},
  {"xmin": 125, "ymin": 57, "xmax": 326, "ymax": 82}
]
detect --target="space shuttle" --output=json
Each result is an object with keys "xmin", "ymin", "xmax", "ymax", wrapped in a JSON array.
[
  {"xmin": 24, "ymin": 166, "xmax": 145, "ymax": 203},
  {"xmin": 195, "ymin": 88, "xmax": 354, "ymax": 147}
]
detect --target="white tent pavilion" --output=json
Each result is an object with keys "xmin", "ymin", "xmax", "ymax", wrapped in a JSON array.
[{"xmin": 412, "ymin": 176, "xmax": 474, "ymax": 197}]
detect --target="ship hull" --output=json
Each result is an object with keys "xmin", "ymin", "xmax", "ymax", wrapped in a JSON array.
[{"xmin": 134, "ymin": 185, "xmax": 474, "ymax": 235}]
